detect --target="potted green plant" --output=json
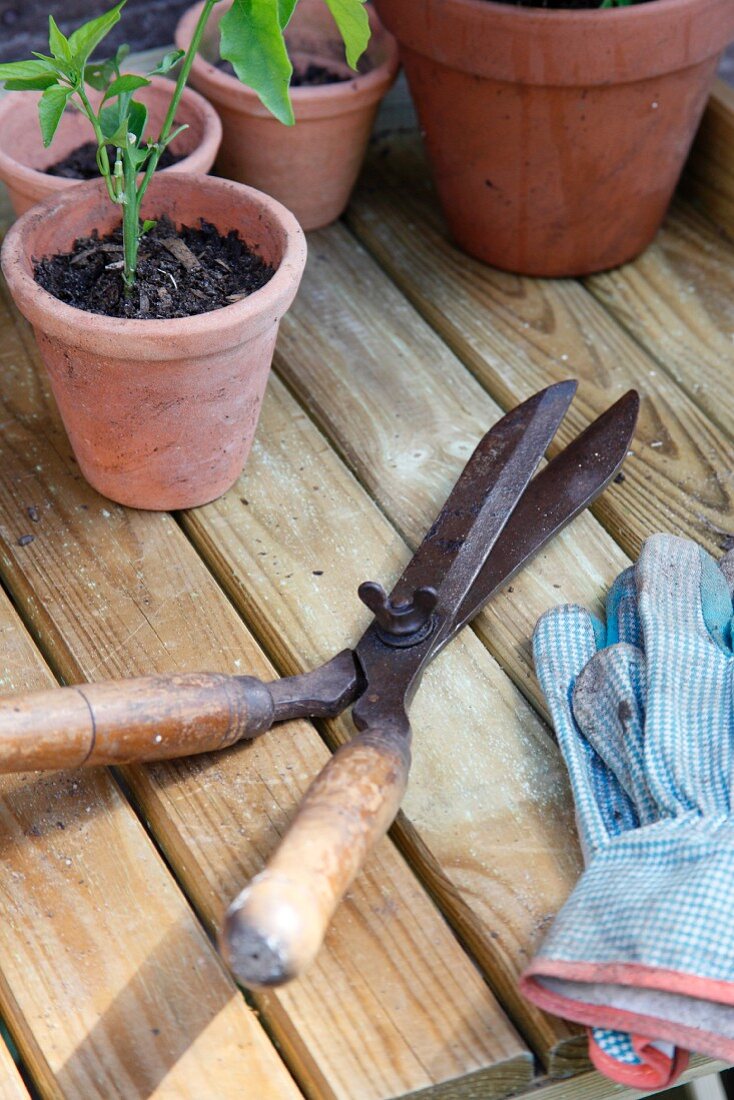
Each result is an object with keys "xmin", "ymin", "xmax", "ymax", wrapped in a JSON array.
[
  {"xmin": 0, "ymin": 0, "xmax": 368, "ymax": 510},
  {"xmin": 175, "ymin": 0, "xmax": 399, "ymax": 230},
  {"xmin": 373, "ymin": 0, "xmax": 734, "ymax": 276},
  {"xmin": 0, "ymin": 74, "xmax": 222, "ymax": 217}
]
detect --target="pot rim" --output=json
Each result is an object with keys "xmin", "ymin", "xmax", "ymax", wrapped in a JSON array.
[
  {"xmin": 377, "ymin": 0, "xmax": 734, "ymax": 85},
  {"xmin": 175, "ymin": 0, "xmax": 399, "ymax": 119},
  {"xmin": 0, "ymin": 172, "xmax": 307, "ymax": 356},
  {"xmin": 402, "ymin": 0, "xmax": 731, "ymax": 22},
  {"xmin": 0, "ymin": 76, "xmax": 222, "ymax": 197}
]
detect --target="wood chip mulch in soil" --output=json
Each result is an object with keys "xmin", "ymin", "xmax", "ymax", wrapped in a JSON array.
[
  {"xmin": 33, "ymin": 216, "xmax": 275, "ymax": 320},
  {"xmin": 45, "ymin": 141, "xmax": 183, "ymax": 180}
]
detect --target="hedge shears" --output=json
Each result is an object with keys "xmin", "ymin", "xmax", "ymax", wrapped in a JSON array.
[{"xmin": 0, "ymin": 381, "xmax": 639, "ymax": 988}]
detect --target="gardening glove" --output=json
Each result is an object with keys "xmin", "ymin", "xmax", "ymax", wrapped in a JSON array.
[
  {"xmin": 522, "ymin": 534, "xmax": 734, "ymax": 1068},
  {"xmin": 525, "ymin": 568, "xmax": 687, "ymax": 1089}
]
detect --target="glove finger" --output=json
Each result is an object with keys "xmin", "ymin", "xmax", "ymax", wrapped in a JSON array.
[
  {"xmin": 573, "ymin": 644, "xmax": 655, "ymax": 826},
  {"xmin": 605, "ymin": 567, "xmax": 643, "ymax": 650},
  {"xmin": 636, "ymin": 535, "xmax": 733, "ymax": 816},
  {"xmin": 637, "ymin": 534, "xmax": 732, "ymax": 655},
  {"xmin": 533, "ymin": 606, "xmax": 631, "ymax": 857}
]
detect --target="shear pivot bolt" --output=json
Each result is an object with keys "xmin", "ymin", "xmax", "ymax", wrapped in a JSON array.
[{"xmin": 358, "ymin": 581, "xmax": 437, "ymax": 642}]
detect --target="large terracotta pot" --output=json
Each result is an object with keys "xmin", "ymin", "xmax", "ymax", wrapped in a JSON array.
[
  {"xmin": 0, "ymin": 77, "xmax": 222, "ymax": 218},
  {"xmin": 373, "ymin": 0, "xmax": 734, "ymax": 276},
  {"xmin": 176, "ymin": 0, "xmax": 399, "ymax": 230},
  {"xmin": 1, "ymin": 173, "xmax": 306, "ymax": 510}
]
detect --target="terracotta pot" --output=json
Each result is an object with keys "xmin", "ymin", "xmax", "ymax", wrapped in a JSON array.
[
  {"xmin": 373, "ymin": 0, "xmax": 734, "ymax": 276},
  {"xmin": 0, "ymin": 77, "xmax": 223, "ymax": 217},
  {"xmin": 1, "ymin": 173, "xmax": 306, "ymax": 510},
  {"xmin": 176, "ymin": 0, "xmax": 399, "ymax": 230}
]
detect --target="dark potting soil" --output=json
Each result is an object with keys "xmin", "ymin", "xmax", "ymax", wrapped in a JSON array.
[
  {"xmin": 33, "ymin": 216, "xmax": 275, "ymax": 320},
  {"xmin": 45, "ymin": 141, "xmax": 184, "ymax": 180},
  {"xmin": 215, "ymin": 57, "xmax": 351, "ymax": 85}
]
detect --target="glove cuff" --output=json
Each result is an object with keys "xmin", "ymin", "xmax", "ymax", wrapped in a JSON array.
[{"xmin": 520, "ymin": 815, "xmax": 734, "ymax": 1062}]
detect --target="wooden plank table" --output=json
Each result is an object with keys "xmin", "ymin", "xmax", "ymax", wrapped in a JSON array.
[{"xmin": 0, "ymin": 74, "xmax": 732, "ymax": 1100}]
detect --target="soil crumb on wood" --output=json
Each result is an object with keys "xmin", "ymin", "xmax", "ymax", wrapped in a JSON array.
[
  {"xmin": 34, "ymin": 216, "xmax": 275, "ymax": 320},
  {"xmin": 216, "ymin": 57, "xmax": 352, "ymax": 84},
  {"xmin": 46, "ymin": 141, "xmax": 183, "ymax": 180}
]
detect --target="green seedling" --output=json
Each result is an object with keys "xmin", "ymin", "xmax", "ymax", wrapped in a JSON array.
[{"xmin": 0, "ymin": 0, "xmax": 369, "ymax": 292}]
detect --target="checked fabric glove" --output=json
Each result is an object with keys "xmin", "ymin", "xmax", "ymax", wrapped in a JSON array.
[
  {"xmin": 521, "ymin": 534, "xmax": 734, "ymax": 1078},
  {"xmin": 520, "ymin": 555, "xmax": 687, "ymax": 1088}
]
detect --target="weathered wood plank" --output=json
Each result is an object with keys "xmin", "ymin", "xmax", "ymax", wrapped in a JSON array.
[
  {"xmin": 0, "ymin": 583, "xmax": 294, "ymax": 1099},
  {"xmin": 585, "ymin": 200, "xmax": 734, "ymax": 479},
  {"xmin": 0, "ymin": 1038, "xmax": 29, "ymax": 1100},
  {"xmin": 683, "ymin": 80, "xmax": 734, "ymax": 240},
  {"xmin": 182, "ymin": 368, "xmax": 602, "ymax": 1074},
  {"xmin": 345, "ymin": 134, "xmax": 733, "ymax": 560},
  {"xmin": 0, "ymin": 269, "xmax": 531, "ymax": 1100}
]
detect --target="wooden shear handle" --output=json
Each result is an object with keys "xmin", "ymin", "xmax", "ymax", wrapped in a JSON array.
[
  {"xmin": 0, "ymin": 673, "xmax": 276, "ymax": 772},
  {"xmin": 221, "ymin": 722, "xmax": 411, "ymax": 988}
]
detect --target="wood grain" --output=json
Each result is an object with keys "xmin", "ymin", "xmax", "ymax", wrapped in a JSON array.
[
  {"xmin": 0, "ymin": 246, "xmax": 531, "ymax": 1099},
  {"xmin": 585, "ymin": 198, "xmax": 734, "ymax": 465},
  {"xmin": 0, "ymin": 1033, "xmax": 29, "ymax": 1100},
  {"xmin": 182, "ymin": 375, "xmax": 596, "ymax": 1072},
  {"xmin": 345, "ymin": 133, "xmax": 733, "ymax": 560},
  {"xmin": 0, "ymin": 581, "xmax": 295, "ymax": 1099},
  {"xmin": 682, "ymin": 80, "xmax": 734, "ymax": 241}
]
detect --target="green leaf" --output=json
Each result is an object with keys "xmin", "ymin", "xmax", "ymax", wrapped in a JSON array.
[
  {"xmin": 100, "ymin": 98, "xmax": 148, "ymax": 146},
  {"xmin": 48, "ymin": 15, "xmax": 72, "ymax": 62},
  {"xmin": 323, "ymin": 0, "xmax": 369, "ymax": 69},
  {"xmin": 115, "ymin": 43, "xmax": 130, "ymax": 67},
  {"xmin": 148, "ymin": 49, "xmax": 185, "ymax": 76},
  {"xmin": 220, "ymin": 0, "xmax": 294, "ymax": 126},
  {"xmin": 99, "ymin": 102, "xmax": 128, "ymax": 144},
  {"xmin": 38, "ymin": 84, "xmax": 73, "ymax": 146},
  {"xmin": 68, "ymin": 1, "xmax": 126, "ymax": 67},
  {"xmin": 30, "ymin": 50, "xmax": 74, "ymax": 79},
  {"xmin": 84, "ymin": 59, "xmax": 116, "ymax": 90},
  {"xmin": 0, "ymin": 59, "xmax": 57, "ymax": 82},
  {"xmin": 141, "ymin": 219, "xmax": 157, "ymax": 234},
  {"xmin": 3, "ymin": 73, "xmax": 59, "ymax": 91},
  {"xmin": 102, "ymin": 74, "xmax": 151, "ymax": 101},
  {"xmin": 127, "ymin": 100, "xmax": 148, "ymax": 144},
  {"xmin": 277, "ymin": 0, "xmax": 298, "ymax": 28}
]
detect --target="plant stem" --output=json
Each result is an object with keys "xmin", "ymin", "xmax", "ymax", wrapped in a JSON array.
[
  {"xmin": 121, "ymin": 145, "xmax": 140, "ymax": 293},
  {"xmin": 76, "ymin": 85, "xmax": 118, "ymax": 204},
  {"xmin": 136, "ymin": 0, "xmax": 222, "ymax": 206}
]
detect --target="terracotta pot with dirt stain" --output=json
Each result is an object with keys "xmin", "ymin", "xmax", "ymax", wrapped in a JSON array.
[
  {"xmin": 176, "ymin": 0, "xmax": 399, "ymax": 231},
  {"xmin": 373, "ymin": 0, "xmax": 734, "ymax": 276},
  {"xmin": 1, "ymin": 173, "xmax": 306, "ymax": 511},
  {"xmin": 0, "ymin": 77, "xmax": 223, "ymax": 218}
]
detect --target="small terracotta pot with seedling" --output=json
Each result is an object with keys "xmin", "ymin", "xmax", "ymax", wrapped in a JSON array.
[
  {"xmin": 176, "ymin": 0, "xmax": 399, "ymax": 230},
  {"xmin": 0, "ymin": 74, "xmax": 222, "ymax": 217},
  {"xmin": 0, "ymin": 0, "xmax": 370, "ymax": 509}
]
